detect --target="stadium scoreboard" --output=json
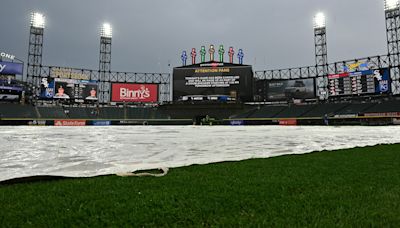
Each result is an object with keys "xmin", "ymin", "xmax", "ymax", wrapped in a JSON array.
[
  {"xmin": 173, "ymin": 62, "xmax": 254, "ymax": 102},
  {"xmin": 328, "ymin": 69, "xmax": 390, "ymax": 96}
]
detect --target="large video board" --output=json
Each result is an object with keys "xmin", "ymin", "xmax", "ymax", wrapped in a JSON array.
[
  {"xmin": 173, "ymin": 63, "xmax": 254, "ymax": 102},
  {"xmin": 111, "ymin": 83, "xmax": 158, "ymax": 103},
  {"xmin": 266, "ymin": 78, "xmax": 316, "ymax": 101},
  {"xmin": 40, "ymin": 78, "xmax": 98, "ymax": 101},
  {"xmin": 328, "ymin": 69, "xmax": 390, "ymax": 96}
]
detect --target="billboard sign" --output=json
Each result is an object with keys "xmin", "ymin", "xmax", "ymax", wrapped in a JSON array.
[
  {"xmin": 0, "ymin": 52, "xmax": 15, "ymax": 60},
  {"xmin": 111, "ymin": 83, "xmax": 158, "ymax": 103},
  {"xmin": 328, "ymin": 69, "xmax": 390, "ymax": 96},
  {"xmin": 50, "ymin": 67, "xmax": 90, "ymax": 80},
  {"xmin": 173, "ymin": 64, "xmax": 254, "ymax": 102},
  {"xmin": 40, "ymin": 78, "xmax": 98, "ymax": 101},
  {"xmin": 266, "ymin": 78, "xmax": 315, "ymax": 101},
  {"xmin": 0, "ymin": 61, "xmax": 23, "ymax": 75}
]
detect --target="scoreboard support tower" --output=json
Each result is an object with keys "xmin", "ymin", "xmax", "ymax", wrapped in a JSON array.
[{"xmin": 385, "ymin": 1, "xmax": 400, "ymax": 95}]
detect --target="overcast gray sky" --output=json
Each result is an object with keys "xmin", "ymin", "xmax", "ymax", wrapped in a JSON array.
[{"xmin": 0, "ymin": 0, "xmax": 388, "ymax": 73}]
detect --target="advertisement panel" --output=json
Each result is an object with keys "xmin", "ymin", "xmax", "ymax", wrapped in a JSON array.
[
  {"xmin": 111, "ymin": 83, "xmax": 158, "ymax": 103},
  {"xmin": 279, "ymin": 119, "xmax": 298, "ymax": 126},
  {"xmin": 0, "ymin": 61, "xmax": 23, "ymax": 75},
  {"xmin": 50, "ymin": 67, "xmax": 90, "ymax": 80},
  {"xmin": 328, "ymin": 69, "xmax": 390, "ymax": 96},
  {"xmin": 91, "ymin": 121, "xmax": 111, "ymax": 126},
  {"xmin": 40, "ymin": 78, "xmax": 98, "ymax": 101},
  {"xmin": 173, "ymin": 63, "xmax": 254, "ymax": 102},
  {"xmin": 54, "ymin": 120, "xmax": 86, "ymax": 126},
  {"xmin": 266, "ymin": 78, "xmax": 315, "ymax": 101},
  {"xmin": 0, "ymin": 79, "xmax": 24, "ymax": 101}
]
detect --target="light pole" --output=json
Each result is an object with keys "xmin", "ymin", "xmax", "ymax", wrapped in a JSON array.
[
  {"xmin": 27, "ymin": 12, "xmax": 45, "ymax": 97},
  {"xmin": 384, "ymin": 0, "xmax": 400, "ymax": 95},
  {"xmin": 314, "ymin": 12, "xmax": 329, "ymax": 100},
  {"xmin": 99, "ymin": 23, "xmax": 112, "ymax": 104}
]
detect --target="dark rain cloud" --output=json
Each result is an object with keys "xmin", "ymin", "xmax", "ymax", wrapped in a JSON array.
[{"xmin": 0, "ymin": 0, "xmax": 388, "ymax": 73}]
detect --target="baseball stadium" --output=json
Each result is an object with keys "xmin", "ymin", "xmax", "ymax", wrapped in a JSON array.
[{"xmin": 1, "ymin": 1, "xmax": 400, "ymax": 227}]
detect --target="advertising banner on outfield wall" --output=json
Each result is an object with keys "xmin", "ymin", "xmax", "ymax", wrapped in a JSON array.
[
  {"xmin": 54, "ymin": 120, "xmax": 86, "ymax": 126},
  {"xmin": 111, "ymin": 83, "xmax": 158, "ymax": 103},
  {"xmin": 0, "ymin": 61, "xmax": 23, "ymax": 75},
  {"xmin": 266, "ymin": 78, "xmax": 316, "ymax": 101}
]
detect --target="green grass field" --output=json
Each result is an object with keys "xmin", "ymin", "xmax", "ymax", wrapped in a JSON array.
[{"xmin": 1, "ymin": 144, "xmax": 400, "ymax": 227}]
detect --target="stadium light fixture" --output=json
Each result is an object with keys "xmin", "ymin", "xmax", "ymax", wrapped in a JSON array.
[
  {"xmin": 30, "ymin": 12, "xmax": 45, "ymax": 29},
  {"xmin": 314, "ymin": 12, "xmax": 326, "ymax": 29},
  {"xmin": 385, "ymin": 0, "xmax": 400, "ymax": 11},
  {"xmin": 101, "ymin": 23, "xmax": 112, "ymax": 38}
]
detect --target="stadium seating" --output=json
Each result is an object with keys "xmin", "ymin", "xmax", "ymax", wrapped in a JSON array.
[
  {"xmin": 364, "ymin": 100, "xmax": 400, "ymax": 113},
  {"xmin": 37, "ymin": 106, "xmax": 68, "ymax": 119},
  {"xmin": 302, "ymin": 103, "xmax": 349, "ymax": 117},
  {"xmin": 335, "ymin": 103, "xmax": 376, "ymax": 115},
  {"xmin": 248, "ymin": 106, "xmax": 286, "ymax": 118},
  {"xmin": 0, "ymin": 103, "xmax": 38, "ymax": 118},
  {"xmin": 98, "ymin": 107, "xmax": 125, "ymax": 119},
  {"xmin": 153, "ymin": 109, "xmax": 171, "ymax": 119},
  {"xmin": 274, "ymin": 105, "xmax": 315, "ymax": 118},
  {"xmin": 65, "ymin": 107, "xmax": 97, "ymax": 119}
]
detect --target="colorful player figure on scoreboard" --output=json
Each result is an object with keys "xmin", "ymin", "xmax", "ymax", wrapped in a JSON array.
[
  {"xmin": 209, "ymin": 44, "xmax": 215, "ymax": 62},
  {"xmin": 190, "ymin": 48, "xmax": 197, "ymax": 65},
  {"xmin": 237, "ymin": 49, "xmax": 244, "ymax": 65},
  {"xmin": 218, "ymin": 45, "xmax": 225, "ymax": 62},
  {"xmin": 228, "ymin": 47, "xmax": 235, "ymax": 64},
  {"xmin": 200, "ymin": 46, "xmax": 207, "ymax": 63},
  {"xmin": 181, "ymin": 51, "xmax": 187, "ymax": 66}
]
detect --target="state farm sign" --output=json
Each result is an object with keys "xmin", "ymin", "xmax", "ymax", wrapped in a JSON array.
[
  {"xmin": 111, "ymin": 83, "xmax": 158, "ymax": 103},
  {"xmin": 54, "ymin": 120, "xmax": 86, "ymax": 126}
]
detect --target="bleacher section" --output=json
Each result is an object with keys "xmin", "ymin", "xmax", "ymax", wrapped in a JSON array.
[
  {"xmin": 335, "ymin": 103, "xmax": 376, "ymax": 115},
  {"xmin": 274, "ymin": 105, "xmax": 315, "ymax": 118},
  {"xmin": 2, "ymin": 99, "xmax": 400, "ymax": 123},
  {"xmin": 98, "ymin": 107, "xmax": 124, "ymax": 119},
  {"xmin": 37, "ymin": 106, "xmax": 67, "ymax": 119},
  {"xmin": 247, "ymin": 106, "xmax": 286, "ymax": 118},
  {"xmin": 302, "ymin": 103, "xmax": 349, "ymax": 117},
  {"xmin": 0, "ymin": 103, "xmax": 37, "ymax": 118},
  {"xmin": 65, "ymin": 107, "xmax": 97, "ymax": 119},
  {"xmin": 154, "ymin": 109, "xmax": 171, "ymax": 119},
  {"xmin": 363, "ymin": 100, "xmax": 400, "ymax": 113}
]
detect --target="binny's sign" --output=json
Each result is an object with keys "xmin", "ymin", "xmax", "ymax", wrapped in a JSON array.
[{"xmin": 0, "ymin": 52, "xmax": 15, "ymax": 60}]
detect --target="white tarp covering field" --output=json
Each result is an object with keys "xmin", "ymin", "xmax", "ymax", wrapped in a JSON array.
[{"xmin": 1, "ymin": 126, "xmax": 400, "ymax": 182}]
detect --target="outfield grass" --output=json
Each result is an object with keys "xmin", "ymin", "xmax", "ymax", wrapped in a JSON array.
[{"xmin": 1, "ymin": 144, "xmax": 400, "ymax": 227}]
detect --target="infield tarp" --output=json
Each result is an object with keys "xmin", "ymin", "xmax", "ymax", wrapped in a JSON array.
[{"xmin": 1, "ymin": 126, "xmax": 400, "ymax": 182}]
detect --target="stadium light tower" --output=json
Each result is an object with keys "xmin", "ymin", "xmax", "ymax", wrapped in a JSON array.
[
  {"xmin": 385, "ymin": 0, "xmax": 400, "ymax": 10},
  {"xmin": 27, "ymin": 12, "xmax": 45, "ymax": 96},
  {"xmin": 384, "ymin": 0, "xmax": 400, "ymax": 95},
  {"xmin": 99, "ymin": 23, "xmax": 112, "ymax": 103},
  {"xmin": 314, "ymin": 12, "xmax": 329, "ymax": 100}
]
